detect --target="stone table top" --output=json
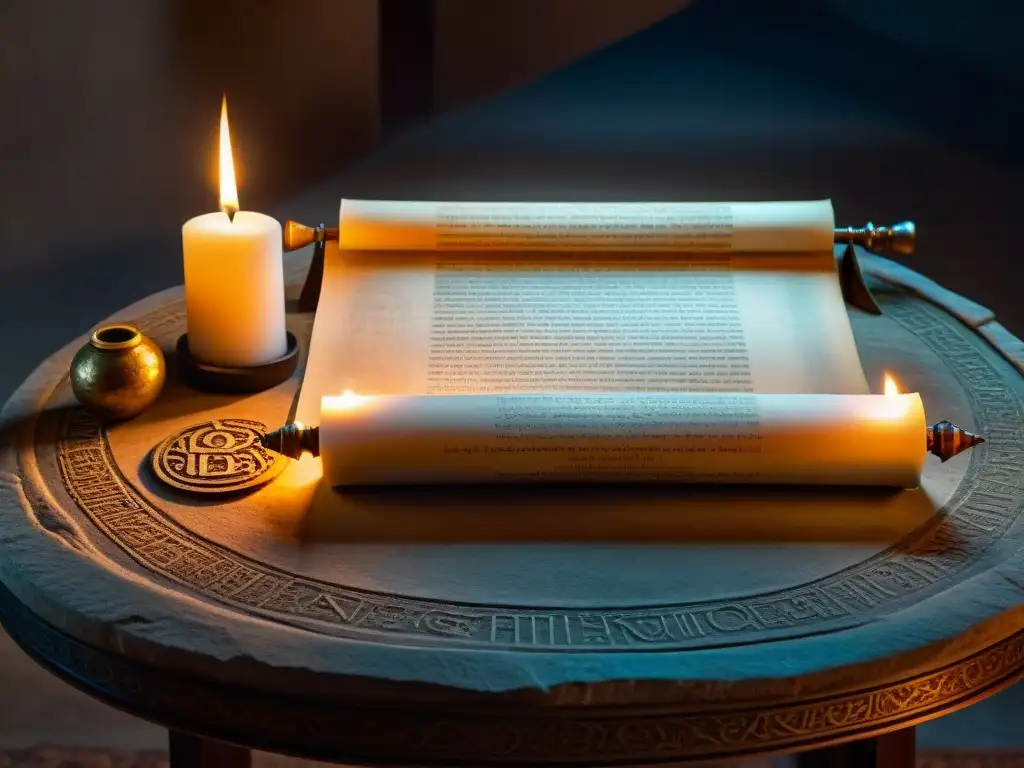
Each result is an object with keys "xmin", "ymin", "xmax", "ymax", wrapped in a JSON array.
[{"xmin": 0, "ymin": 251, "xmax": 1022, "ymax": 766}]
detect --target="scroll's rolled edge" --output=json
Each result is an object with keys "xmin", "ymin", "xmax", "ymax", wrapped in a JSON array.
[
  {"xmin": 316, "ymin": 392, "xmax": 930, "ymax": 489},
  {"xmin": 336, "ymin": 198, "xmax": 844, "ymax": 253}
]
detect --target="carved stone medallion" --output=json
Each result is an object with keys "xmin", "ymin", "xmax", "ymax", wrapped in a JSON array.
[{"xmin": 150, "ymin": 419, "xmax": 285, "ymax": 494}]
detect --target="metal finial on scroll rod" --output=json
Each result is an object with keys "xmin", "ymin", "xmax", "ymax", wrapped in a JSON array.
[
  {"xmin": 927, "ymin": 420, "xmax": 984, "ymax": 463},
  {"xmin": 834, "ymin": 221, "xmax": 916, "ymax": 256},
  {"xmin": 282, "ymin": 218, "xmax": 917, "ymax": 313},
  {"xmin": 262, "ymin": 421, "xmax": 321, "ymax": 459}
]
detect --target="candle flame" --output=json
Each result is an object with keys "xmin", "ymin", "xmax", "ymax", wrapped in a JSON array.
[
  {"xmin": 218, "ymin": 95, "xmax": 239, "ymax": 221},
  {"xmin": 883, "ymin": 373, "xmax": 900, "ymax": 396}
]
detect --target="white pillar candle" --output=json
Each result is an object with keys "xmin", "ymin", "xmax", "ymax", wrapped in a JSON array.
[
  {"xmin": 181, "ymin": 97, "xmax": 287, "ymax": 367},
  {"xmin": 182, "ymin": 211, "xmax": 287, "ymax": 366},
  {"xmin": 317, "ymin": 391, "xmax": 928, "ymax": 488}
]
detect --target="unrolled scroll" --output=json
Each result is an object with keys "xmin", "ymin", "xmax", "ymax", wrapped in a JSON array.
[
  {"xmin": 296, "ymin": 198, "xmax": 870, "ymax": 431},
  {"xmin": 319, "ymin": 392, "xmax": 927, "ymax": 488}
]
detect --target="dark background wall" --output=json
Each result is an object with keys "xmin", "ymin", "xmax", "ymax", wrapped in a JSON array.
[
  {"xmin": 821, "ymin": 0, "xmax": 1023, "ymax": 85},
  {"xmin": 0, "ymin": 0, "xmax": 688, "ymax": 279},
  {"xmin": 434, "ymin": 0, "xmax": 690, "ymax": 109},
  {"xmin": 0, "ymin": 0, "xmax": 380, "ymax": 280},
  {"xmin": 1, "ymin": 0, "xmax": 1022, "ymax": 404},
  {"xmin": 4, "ymin": 0, "xmax": 1021, "ymax": 277}
]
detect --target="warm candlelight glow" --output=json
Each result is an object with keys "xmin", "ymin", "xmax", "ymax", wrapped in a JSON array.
[
  {"xmin": 870, "ymin": 371, "xmax": 917, "ymax": 421},
  {"xmin": 323, "ymin": 389, "xmax": 371, "ymax": 411},
  {"xmin": 883, "ymin": 373, "xmax": 900, "ymax": 396},
  {"xmin": 279, "ymin": 453, "xmax": 324, "ymax": 490},
  {"xmin": 219, "ymin": 95, "xmax": 239, "ymax": 220}
]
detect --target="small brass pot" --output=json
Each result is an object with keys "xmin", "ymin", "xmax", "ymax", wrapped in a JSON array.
[{"xmin": 70, "ymin": 324, "xmax": 166, "ymax": 420}]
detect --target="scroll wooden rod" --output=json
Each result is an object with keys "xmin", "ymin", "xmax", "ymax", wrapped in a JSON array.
[{"xmin": 282, "ymin": 220, "xmax": 916, "ymax": 256}]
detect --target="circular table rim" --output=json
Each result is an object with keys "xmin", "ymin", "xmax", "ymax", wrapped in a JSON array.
[{"xmin": 1, "ymin": 255, "xmax": 1023, "ymax": 764}]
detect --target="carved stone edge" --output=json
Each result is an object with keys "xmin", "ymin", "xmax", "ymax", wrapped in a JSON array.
[
  {"xmin": 858, "ymin": 253, "xmax": 1023, "ymax": 376},
  {"xmin": 857, "ymin": 253, "xmax": 995, "ymax": 329},
  {"xmin": 977, "ymin": 321, "xmax": 1024, "ymax": 377},
  {"xmin": 46, "ymin": 291, "xmax": 1024, "ymax": 657},
  {"xmin": 0, "ymin": 568, "xmax": 1020, "ymax": 764}
]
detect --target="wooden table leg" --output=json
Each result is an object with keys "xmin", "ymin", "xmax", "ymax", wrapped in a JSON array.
[
  {"xmin": 795, "ymin": 726, "xmax": 916, "ymax": 768},
  {"xmin": 169, "ymin": 730, "xmax": 252, "ymax": 768}
]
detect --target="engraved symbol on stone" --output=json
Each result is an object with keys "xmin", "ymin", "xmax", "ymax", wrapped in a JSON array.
[{"xmin": 150, "ymin": 419, "xmax": 285, "ymax": 494}]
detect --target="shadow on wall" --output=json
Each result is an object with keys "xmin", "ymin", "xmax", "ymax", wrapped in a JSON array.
[
  {"xmin": 820, "ymin": 0, "xmax": 1024, "ymax": 87},
  {"xmin": 433, "ymin": 0, "xmax": 693, "ymax": 110},
  {"xmin": 712, "ymin": 0, "xmax": 1024, "ymax": 170}
]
